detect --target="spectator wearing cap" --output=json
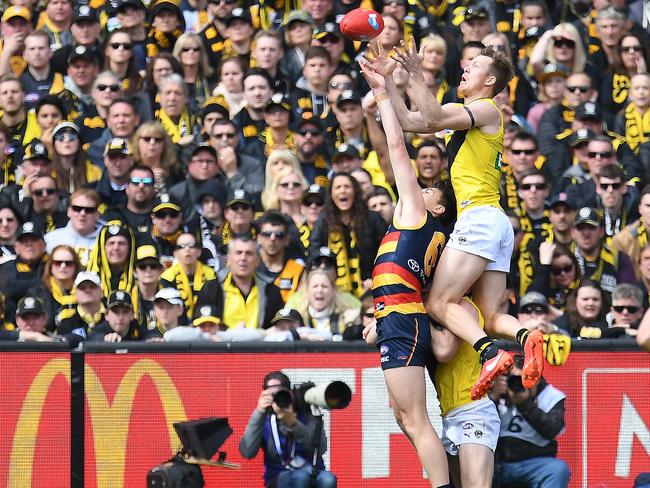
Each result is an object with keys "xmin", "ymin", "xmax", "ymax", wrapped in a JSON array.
[
  {"xmin": 156, "ymin": 74, "xmax": 202, "ymax": 158},
  {"xmin": 323, "ymin": 72, "xmax": 355, "ymax": 133},
  {"xmin": 20, "ymin": 31, "xmax": 65, "ymax": 111},
  {"xmin": 0, "ymin": 296, "xmax": 53, "ymax": 342},
  {"xmin": 196, "ymin": 233, "xmax": 283, "ymax": 329},
  {"xmin": 145, "ymin": 0, "xmax": 185, "ymax": 59},
  {"xmin": 171, "ymin": 32, "xmax": 217, "ymax": 113},
  {"xmin": 0, "ymin": 75, "xmax": 39, "ymax": 167},
  {"xmin": 201, "ymin": 96, "xmax": 231, "ymax": 137},
  {"xmin": 198, "ymin": 0, "xmax": 239, "ymax": 71},
  {"xmin": 309, "ymin": 172, "xmax": 387, "ymax": 297},
  {"xmin": 264, "ymin": 307, "xmax": 304, "ymax": 341},
  {"xmin": 87, "ymin": 221, "xmax": 136, "ymax": 298},
  {"xmin": 0, "ymin": 6, "xmax": 33, "ymax": 76},
  {"xmin": 571, "ymin": 206, "xmax": 636, "ymax": 298},
  {"xmin": 147, "ymin": 287, "xmax": 185, "ymax": 339},
  {"xmin": 555, "ymin": 128, "xmax": 594, "ymax": 192},
  {"xmin": 88, "ymin": 290, "xmax": 141, "ymax": 342},
  {"xmin": 232, "ymin": 69, "xmax": 273, "ymax": 154},
  {"xmin": 52, "ymin": 121, "xmax": 102, "ymax": 193},
  {"xmin": 222, "ymin": 189, "xmax": 256, "ymax": 243},
  {"xmin": 38, "ymin": 0, "xmax": 74, "ymax": 51},
  {"xmin": 367, "ymin": 186, "xmax": 395, "ymax": 225},
  {"xmin": 517, "ymin": 291, "xmax": 564, "ymax": 334},
  {"xmin": 114, "ymin": 0, "xmax": 148, "ymax": 72},
  {"xmin": 330, "ymin": 90, "xmax": 370, "ymax": 160},
  {"xmin": 160, "ymin": 231, "xmax": 216, "ymax": 319},
  {"xmin": 50, "ymin": 4, "xmax": 102, "ymax": 75},
  {"xmin": 147, "ymin": 193, "xmax": 185, "ymax": 265},
  {"xmin": 613, "ymin": 185, "xmax": 650, "ymax": 280},
  {"xmin": 132, "ymin": 121, "xmax": 183, "ymax": 193},
  {"xmin": 0, "ymin": 221, "xmax": 46, "ymax": 319},
  {"xmin": 614, "ymin": 73, "xmax": 650, "ymax": 156},
  {"xmin": 169, "ymin": 143, "xmax": 221, "ymax": 222},
  {"xmin": 254, "ymin": 210, "xmax": 304, "ymax": 303},
  {"xmin": 133, "ymin": 244, "xmax": 164, "ymax": 332},
  {"xmin": 253, "ymin": 93, "xmax": 295, "ymax": 163},
  {"xmin": 280, "ymin": 10, "xmax": 315, "ymax": 85},
  {"xmin": 45, "ymin": 188, "xmax": 101, "ymax": 266},
  {"xmin": 300, "ymin": 184, "xmax": 326, "ymax": 244},
  {"xmin": 86, "ymin": 98, "xmax": 141, "ymax": 168},
  {"xmin": 64, "ymin": 45, "xmax": 99, "ymax": 112},
  {"xmin": 95, "ymin": 137, "xmax": 135, "ymax": 210},
  {"xmin": 293, "ymin": 118, "xmax": 329, "ymax": 187},
  {"xmin": 527, "ymin": 63, "xmax": 569, "ymax": 133},
  {"xmin": 331, "ymin": 143, "xmax": 363, "ymax": 175},
  {"xmin": 209, "ymin": 119, "xmax": 265, "ymax": 202},
  {"xmin": 607, "ymin": 283, "xmax": 645, "ymax": 337},
  {"xmin": 290, "ymin": 47, "xmax": 331, "ymax": 119},
  {"xmin": 501, "ymin": 132, "xmax": 543, "ymax": 214},
  {"xmin": 221, "ymin": 7, "xmax": 254, "ymax": 61},
  {"xmin": 57, "ymin": 271, "xmax": 105, "ymax": 337},
  {"xmin": 312, "ymin": 22, "xmax": 352, "ymax": 76}
]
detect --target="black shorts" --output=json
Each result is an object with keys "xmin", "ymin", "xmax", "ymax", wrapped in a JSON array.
[{"xmin": 376, "ymin": 312, "xmax": 433, "ymax": 370}]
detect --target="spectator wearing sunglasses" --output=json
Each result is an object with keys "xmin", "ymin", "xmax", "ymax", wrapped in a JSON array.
[
  {"xmin": 114, "ymin": 0, "xmax": 148, "ymax": 72},
  {"xmin": 132, "ymin": 122, "xmax": 183, "ymax": 194},
  {"xmin": 20, "ymin": 173, "xmax": 67, "ymax": 234},
  {"xmin": 104, "ymin": 166, "xmax": 157, "ymax": 235},
  {"xmin": 607, "ymin": 283, "xmax": 645, "ymax": 336},
  {"xmin": 501, "ymin": 132, "xmax": 541, "ymax": 214},
  {"xmin": 172, "ymin": 32, "xmax": 216, "ymax": 113},
  {"xmin": 96, "ymin": 137, "xmax": 135, "ymax": 211},
  {"xmin": 293, "ymin": 118, "xmax": 329, "ymax": 188},
  {"xmin": 45, "ymin": 189, "xmax": 101, "ymax": 266},
  {"xmin": 254, "ymin": 210, "xmax": 304, "ymax": 303},
  {"xmin": 51, "ymin": 5, "xmax": 103, "ymax": 75},
  {"xmin": 75, "ymin": 73, "xmax": 123, "ymax": 147},
  {"xmin": 530, "ymin": 23, "xmax": 586, "ymax": 79},
  {"xmin": 160, "ymin": 231, "xmax": 215, "ymax": 320},
  {"xmin": 103, "ymin": 30, "xmax": 143, "ymax": 97},
  {"xmin": 133, "ymin": 245, "xmax": 165, "ymax": 333},
  {"xmin": 517, "ymin": 291, "xmax": 564, "ymax": 335}
]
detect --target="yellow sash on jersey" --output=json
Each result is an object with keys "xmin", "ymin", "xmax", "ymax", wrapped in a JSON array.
[
  {"xmin": 157, "ymin": 109, "xmax": 192, "ymax": 143},
  {"xmin": 624, "ymin": 103, "xmax": 650, "ymax": 154},
  {"xmin": 329, "ymin": 228, "xmax": 363, "ymax": 297}
]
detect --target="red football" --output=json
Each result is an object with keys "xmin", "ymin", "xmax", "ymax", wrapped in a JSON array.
[{"xmin": 340, "ymin": 9, "xmax": 384, "ymax": 41}]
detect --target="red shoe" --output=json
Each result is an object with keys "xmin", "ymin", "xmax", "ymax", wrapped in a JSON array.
[
  {"xmin": 522, "ymin": 330, "xmax": 545, "ymax": 388},
  {"xmin": 471, "ymin": 349, "xmax": 514, "ymax": 401}
]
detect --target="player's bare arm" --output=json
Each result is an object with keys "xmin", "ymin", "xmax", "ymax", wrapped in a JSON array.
[
  {"xmin": 360, "ymin": 51, "xmax": 425, "ymax": 227},
  {"xmin": 392, "ymin": 38, "xmax": 501, "ymax": 134}
]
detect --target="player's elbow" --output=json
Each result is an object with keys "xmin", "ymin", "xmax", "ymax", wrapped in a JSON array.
[{"xmin": 637, "ymin": 329, "xmax": 650, "ymax": 351}]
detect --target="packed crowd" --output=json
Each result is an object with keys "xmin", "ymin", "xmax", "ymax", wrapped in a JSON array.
[{"xmin": 0, "ymin": 0, "xmax": 648, "ymax": 349}]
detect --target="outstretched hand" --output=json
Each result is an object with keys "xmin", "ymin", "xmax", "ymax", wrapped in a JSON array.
[
  {"xmin": 362, "ymin": 40, "xmax": 397, "ymax": 78},
  {"xmin": 392, "ymin": 38, "xmax": 423, "ymax": 75},
  {"xmin": 359, "ymin": 61, "xmax": 386, "ymax": 92}
]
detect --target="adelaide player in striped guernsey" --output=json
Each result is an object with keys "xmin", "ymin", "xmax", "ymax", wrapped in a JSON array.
[{"xmin": 361, "ymin": 57, "xmax": 457, "ymax": 488}]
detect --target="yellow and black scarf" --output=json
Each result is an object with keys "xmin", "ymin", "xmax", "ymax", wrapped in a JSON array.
[
  {"xmin": 328, "ymin": 226, "xmax": 363, "ymax": 297},
  {"xmin": 50, "ymin": 277, "xmax": 76, "ymax": 318},
  {"xmin": 86, "ymin": 221, "xmax": 136, "ymax": 298},
  {"xmin": 146, "ymin": 28, "xmax": 182, "ymax": 58},
  {"xmin": 161, "ymin": 262, "xmax": 216, "ymax": 319},
  {"xmin": 157, "ymin": 108, "xmax": 196, "ymax": 143},
  {"xmin": 623, "ymin": 103, "xmax": 650, "ymax": 154}
]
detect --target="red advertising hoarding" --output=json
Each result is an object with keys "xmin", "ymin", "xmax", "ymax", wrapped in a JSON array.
[{"xmin": 1, "ymin": 350, "xmax": 648, "ymax": 487}]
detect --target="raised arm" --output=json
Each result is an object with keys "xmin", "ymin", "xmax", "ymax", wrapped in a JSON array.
[
  {"xmin": 392, "ymin": 38, "xmax": 499, "ymax": 133},
  {"xmin": 360, "ymin": 60, "xmax": 425, "ymax": 226}
]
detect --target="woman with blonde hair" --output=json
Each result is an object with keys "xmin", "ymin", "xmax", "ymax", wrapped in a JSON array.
[
  {"xmin": 132, "ymin": 121, "xmax": 183, "ymax": 193},
  {"xmin": 262, "ymin": 148, "xmax": 302, "ymax": 192},
  {"xmin": 261, "ymin": 166, "xmax": 307, "ymax": 213},
  {"xmin": 419, "ymin": 34, "xmax": 455, "ymax": 105},
  {"xmin": 530, "ymin": 22, "xmax": 586, "ymax": 77},
  {"xmin": 172, "ymin": 32, "xmax": 216, "ymax": 111},
  {"xmin": 285, "ymin": 267, "xmax": 361, "ymax": 337}
]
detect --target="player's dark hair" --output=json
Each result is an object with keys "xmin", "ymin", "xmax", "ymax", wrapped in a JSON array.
[
  {"xmin": 481, "ymin": 46, "xmax": 514, "ymax": 96},
  {"xmin": 432, "ymin": 180, "xmax": 456, "ymax": 227}
]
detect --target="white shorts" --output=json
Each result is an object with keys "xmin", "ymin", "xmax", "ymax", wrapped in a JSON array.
[
  {"xmin": 441, "ymin": 398, "xmax": 500, "ymax": 456},
  {"xmin": 446, "ymin": 205, "xmax": 514, "ymax": 272}
]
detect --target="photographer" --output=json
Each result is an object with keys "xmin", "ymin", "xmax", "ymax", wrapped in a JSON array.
[
  {"xmin": 239, "ymin": 371, "xmax": 336, "ymax": 488},
  {"xmin": 490, "ymin": 355, "xmax": 570, "ymax": 488}
]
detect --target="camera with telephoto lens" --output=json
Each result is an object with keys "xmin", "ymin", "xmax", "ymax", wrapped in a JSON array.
[{"xmin": 272, "ymin": 381, "xmax": 352, "ymax": 411}]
